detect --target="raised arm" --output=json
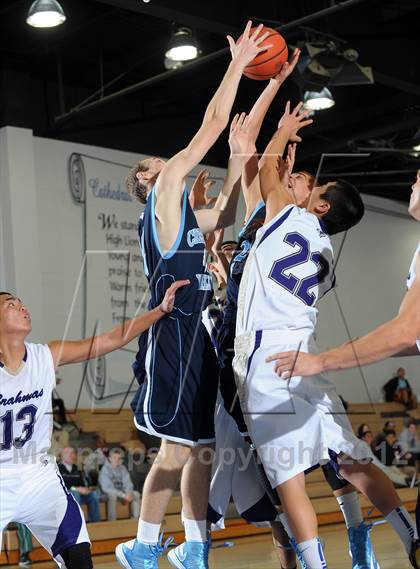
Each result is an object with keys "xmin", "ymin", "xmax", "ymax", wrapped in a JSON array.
[
  {"xmin": 242, "ymin": 49, "xmax": 301, "ymax": 216},
  {"xmin": 259, "ymin": 101, "xmax": 313, "ymax": 222},
  {"xmin": 194, "ymin": 113, "xmax": 250, "ymax": 234},
  {"xmin": 158, "ymin": 22, "xmax": 271, "ymax": 194},
  {"xmin": 49, "ymin": 280, "xmax": 189, "ymax": 368},
  {"xmin": 267, "ymin": 255, "xmax": 420, "ymax": 377}
]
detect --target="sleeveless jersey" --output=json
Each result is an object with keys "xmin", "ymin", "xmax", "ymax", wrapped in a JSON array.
[
  {"xmin": 0, "ymin": 343, "xmax": 55, "ymax": 465},
  {"xmin": 139, "ymin": 185, "xmax": 213, "ymax": 314},
  {"xmin": 237, "ymin": 204, "xmax": 335, "ymax": 336},
  {"xmin": 407, "ymin": 241, "xmax": 420, "ymax": 350}
]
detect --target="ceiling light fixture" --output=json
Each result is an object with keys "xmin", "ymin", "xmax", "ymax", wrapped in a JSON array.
[
  {"xmin": 26, "ymin": 0, "xmax": 66, "ymax": 28},
  {"xmin": 165, "ymin": 27, "xmax": 198, "ymax": 62},
  {"xmin": 303, "ymin": 87, "xmax": 335, "ymax": 111}
]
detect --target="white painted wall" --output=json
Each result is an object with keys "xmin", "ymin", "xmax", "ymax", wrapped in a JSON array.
[{"xmin": 0, "ymin": 126, "xmax": 418, "ymax": 407}]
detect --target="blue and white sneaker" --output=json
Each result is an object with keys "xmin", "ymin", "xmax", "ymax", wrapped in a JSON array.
[
  {"xmin": 115, "ymin": 535, "xmax": 173, "ymax": 569},
  {"xmin": 348, "ymin": 522, "xmax": 380, "ymax": 569},
  {"xmin": 167, "ymin": 540, "xmax": 210, "ymax": 569},
  {"xmin": 289, "ymin": 537, "xmax": 308, "ymax": 569}
]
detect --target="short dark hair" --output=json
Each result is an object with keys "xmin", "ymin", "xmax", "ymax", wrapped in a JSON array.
[
  {"xmin": 0, "ymin": 292, "xmax": 13, "ymax": 297},
  {"xmin": 221, "ymin": 240, "xmax": 238, "ymax": 248},
  {"xmin": 384, "ymin": 429, "xmax": 397, "ymax": 437},
  {"xmin": 125, "ymin": 161, "xmax": 149, "ymax": 204},
  {"xmin": 320, "ymin": 179, "xmax": 365, "ymax": 235},
  {"xmin": 357, "ymin": 424, "xmax": 371, "ymax": 438}
]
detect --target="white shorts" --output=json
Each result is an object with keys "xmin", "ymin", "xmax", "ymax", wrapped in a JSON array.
[
  {"xmin": 208, "ymin": 393, "xmax": 277, "ymax": 529},
  {"xmin": 0, "ymin": 455, "xmax": 90, "ymax": 567},
  {"xmin": 233, "ymin": 330, "xmax": 372, "ymax": 488}
]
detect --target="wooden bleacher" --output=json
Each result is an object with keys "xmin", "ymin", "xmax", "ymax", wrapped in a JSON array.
[{"xmin": 2, "ymin": 402, "xmax": 418, "ymax": 566}]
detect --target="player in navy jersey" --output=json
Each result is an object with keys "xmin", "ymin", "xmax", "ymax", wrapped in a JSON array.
[
  {"xmin": 117, "ymin": 22, "xmax": 273, "ymax": 569},
  {"xmin": 269, "ymin": 168, "xmax": 420, "ymax": 567},
  {"xmin": 0, "ymin": 282, "xmax": 186, "ymax": 569}
]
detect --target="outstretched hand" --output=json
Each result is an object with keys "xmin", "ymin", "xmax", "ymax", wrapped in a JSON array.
[
  {"xmin": 228, "ymin": 112, "xmax": 253, "ymax": 158},
  {"xmin": 189, "ymin": 170, "xmax": 217, "ymax": 209},
  {"xmin": 227, "ymin": 21, "xmax": 272, "ymax": 69},
  {"xmin": 272, "ymin": 48, "xmax": 301, "ymax": 84},
  {"xmin": 278, "ymin": 101, "xmax": 313, "ymax": 142},
  {"xmin": 159, "ymin": 280, "xmax": 190, "ymax": 314}
]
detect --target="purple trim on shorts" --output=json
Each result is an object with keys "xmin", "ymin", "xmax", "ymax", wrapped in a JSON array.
[{"xmin": 246, "ymin": 330, "xmax": 262, "ymax": 376}]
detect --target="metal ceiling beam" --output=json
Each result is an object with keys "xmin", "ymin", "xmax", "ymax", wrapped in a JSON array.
[
  {"xmin": 93, "ymin": 0, "xmax": 241, "ymax": 37},
  {"xmin": 56, "ymin": 0, "xmax": 369, "ymax": 122},
  {"xmin": 299, "ymin": 116, "xmax": 420, "ymax": 161}
]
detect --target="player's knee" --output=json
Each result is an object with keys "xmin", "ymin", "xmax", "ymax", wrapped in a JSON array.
[
  {"xmin": 60, "ymin": 542, "xmax": 93, "ymax": 569},
  {"xmin": 159, "ymin": 440, "xmax": 191, "ymax": 468}
]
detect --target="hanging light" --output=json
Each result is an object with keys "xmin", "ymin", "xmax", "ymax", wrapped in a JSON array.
[
  {"xmin": 303, "ymin": 87, "xmax": 335, "ymax": 111},
  {"xmin": 165, "ymin": 27, "xmax": 198, "ymax": 62},
  {"xmin": 26, "ymin": 0, "xmax": 66, "ymax": 28}
]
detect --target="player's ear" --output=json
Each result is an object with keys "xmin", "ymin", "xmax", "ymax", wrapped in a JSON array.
[
  {"xmin": 313, "ymin": 198, "xmax": 330, "ymax": 216},
  {"xmin": 136, "ymin": 170, "xmax": 149, "ymax": 183}
]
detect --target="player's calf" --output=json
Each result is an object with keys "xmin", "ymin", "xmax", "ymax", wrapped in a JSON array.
[{"xmin": 60, "ymin": 542, "xmax": 93, "ymax": 569}]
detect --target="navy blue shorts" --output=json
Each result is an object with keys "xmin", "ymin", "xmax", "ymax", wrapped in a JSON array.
[
  {"xmin": 217, "ymin": 325, "xmax": 248, "ymax": 435},
  {"xmin": 132, "ymin": 316, "xmax": 219, "ymax": 445}
]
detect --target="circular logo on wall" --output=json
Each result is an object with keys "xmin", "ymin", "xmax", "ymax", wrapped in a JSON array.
[{"xmin": 68, "ymin": 153, "xmax": 86, "ymax": 203}]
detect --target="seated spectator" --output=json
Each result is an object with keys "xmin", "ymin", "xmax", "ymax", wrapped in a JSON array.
[
  {"xmin": 372, "ymin": 420, "xmax": 397, "ymax": 449},
  {"xmin": 99, "ymin": 448, "xmax": 140, "ymax": 521},
  {"xmin": 52, "ymin": 377, "xmax": 67, "ymax": 426},
  {"xmin": 84, "ymin": 435, "xmax": 109, "ymax": 485},
  {"xmin": 9, "ymin": 522, "xmax": 33, "ymax": 567},
  {"xmin": 398, "ymin": 419, "xmax": 420, "ymax": 465},
  {"xmin": 58, "ymin": 446, "xmax": 100, "ymax": 522},
  {"xmin": 373, "ymin": 430, "xmax": 412, "ymax": 487},
  {"xmin": 383, "ymin": 367, "xmax": 418, "ymax": 409},
  {"xmin": 357, "ymin": 424, "xmax": 374, "ymax": 447}
]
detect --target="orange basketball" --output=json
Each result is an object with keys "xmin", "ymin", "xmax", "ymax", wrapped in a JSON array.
[{"xmin": 240, "ymin": 26, "xmax": 288, "ymax": 80}]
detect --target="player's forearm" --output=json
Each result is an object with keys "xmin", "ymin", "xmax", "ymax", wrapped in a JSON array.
[
  {"xmin": 260, "ymin": 126, "xmax": 290, "ymax": 168},
  {"xmin": 320, "ymin": 317, "xmax": 417, "ymax": 372},
  {"xmin": 214, "ymin": 155, "xmax": 243, "ymax": 210},
  {"xmin": 247, "ymin": 79, "xmax": 282, "ymax": 140},
  {"xmin": 203, "ymin": 60, "xmax": 245, "ymax": 126},
  {"xmin": 102, "ymin": 307, "xmax": 165, "ymax": 354}
]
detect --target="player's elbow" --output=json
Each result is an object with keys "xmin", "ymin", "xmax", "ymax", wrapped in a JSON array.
[{"xmin": 394, "ymin": 316, "xmax": 418, "ymax": 351}]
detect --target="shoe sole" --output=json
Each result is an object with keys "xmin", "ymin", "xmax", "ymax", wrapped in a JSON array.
[
  {"xmin": 115, "ymin": 544, "xmax": 132, "ymax": 569},
  {"xmin": 167, "ymin": 549, "xmax": 186, "ymax": 569}
]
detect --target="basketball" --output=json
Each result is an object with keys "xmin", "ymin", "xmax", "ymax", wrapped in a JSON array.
[{"xmin": 240, "ymin": 26, "xmax": 288, "ymax": 80}]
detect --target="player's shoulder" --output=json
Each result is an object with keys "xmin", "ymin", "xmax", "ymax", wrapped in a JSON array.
[{"xmin": 25, "ymin": 342, "xmax": 55, "ymax": 366}]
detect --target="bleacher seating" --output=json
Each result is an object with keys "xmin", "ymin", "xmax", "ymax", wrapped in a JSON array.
[{"xmin": 2, "ymin": 402, "xmax": 418, "ymax": 566}]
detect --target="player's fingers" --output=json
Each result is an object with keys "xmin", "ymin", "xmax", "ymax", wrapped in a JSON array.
[
  {"xmin": 289, "ymin": 48, "xmax": 300, "ymax": 68},
  {"xmin": 230, "ymin": 113, "xmax": 239, "ymax": 131},
  {"xmin": 256, "ymin": 43, "xmax": 272, "ymax": 54},
  {"xmin": 292, "ymin": 101, "xmax": 304, "ymax": 116},
  {"xmin": 250, "ymin": 23, "xmax": 263, "ymax": 41},
  {"xmin": 284, "ymin": 100, "xmax": 290, "ymax": 115},
  {"xmin": 170, "ymin": 279, "xmax": 190, "ymax": 292},
  {"xmin": 243, "ymin": 20, "xmax": 253, "ymax": 39},
  {"xmin": 226, "ymin": 35, "xmax": 235, "ymax": 52},
  {"xmin": 299, "ymin": 119, "xmax": 314, "ymax": 128},
  {"xmin": 254, "ymin": 30, "xmax": 270, "ymax": 45},
  {"xmin": 205, "ymin": 180, "xmax": 217, "ymax": 189},
  {"xmin": 237, "ymin": 111, "xmax": 247, "ymax": 129}
]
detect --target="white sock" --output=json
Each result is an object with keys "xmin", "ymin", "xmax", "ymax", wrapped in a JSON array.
[
  {"xmin": 386, "ymin": 506, "xmax": 418, "ymax": 554},
  {"xmin": 336, "ymin": 491, "xmax": 363, "ymax": 529},
  {"xmin": 137, "ymin": 519, "xmax": 161, "ymax": 544},
  {"xmin": 298, "ymin": 538, "xmax": 327, "ymax": 568},
  {"xmin": 278, "ymin": 512, "xmax": 294, "ymax": 539},
  {"xmin": 183, "ymin": 517, "xmax": 207, "ymax": 542}
]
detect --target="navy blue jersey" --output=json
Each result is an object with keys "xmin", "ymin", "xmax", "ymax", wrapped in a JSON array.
[
  {"xmin": 140, "ymin": 185, "xmax": 213, "ymax": 314},
  {"xmin": 222, "ymin": 202, "xmax": 266, "ymax": 332}
]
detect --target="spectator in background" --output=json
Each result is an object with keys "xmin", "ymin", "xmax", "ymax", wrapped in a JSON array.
[
  {"xmin": 99, "ymin": 449, "xmax": 140, "ymax": 521},
  {"xmin": 357, "ymin": 424, "xmax": 374, "ymax": 447},
  {"xmin": 383, "ymin": 367, "xmax": 418, "ymax": 409},
  {"xmin": 9, "ymin": 522, "xmax": 33, "ymax": 567},
  {"xmin": 374, "ymin": 430, "xmax": 412, "ymax": 487},
  {"xmin": 373, "ymin": 420, "xmax": 397, "ymax": 449},
  {"xmin": 398, "ymin": 419, "xmax": 420, "ymax": 466},
  {"xmin": 84, "ymin": 435, "xmax": 109, "ymax": 485},
  {"xmin": 58, "ymin": 446, "xmax": 101, "ymax": 522},
  {"xmin": 52, "ymin": 376, "xmax": 67, "ymax": 427}
]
